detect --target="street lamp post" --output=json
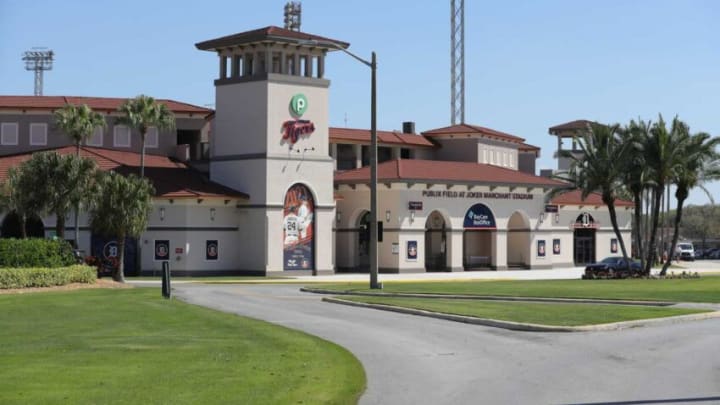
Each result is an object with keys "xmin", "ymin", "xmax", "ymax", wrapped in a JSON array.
[{"xmin": 301, "ymin": 40, "xmax": 380, "ymax": 289}]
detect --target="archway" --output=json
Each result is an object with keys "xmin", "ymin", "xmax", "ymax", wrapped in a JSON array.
[
  {"xmin": 507, "ymin": 211, "xmax": 530, "ymax": 268},
  {"xmin": 425, "ymin": 211, "xmax": 447, "ymax": 271},
  {"xmin": 463, "ymin": 203, "xmax": 496, "ymax": 270},
  {"xmin": 573, "ymin": 212, "xmax": 597, "ymax": 265},
  {"xmin": 283, "ymin": 184, "xmax": 315, "ymax": 271},
  {"xmin": 0, "ymin": 212, "xmax": 44, "ymax": 238}
]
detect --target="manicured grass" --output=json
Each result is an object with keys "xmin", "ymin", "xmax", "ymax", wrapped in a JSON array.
[
  {"xmin": 339, "ymin": 296, "xmax": 708, "ymax": 326},
  {"xmin": 0, "ymin": 289, "xmax": 365, "ymax": 405},
  {"xmin": 317, "ymin": 276, "xmax": 720, "ymax": 303}
]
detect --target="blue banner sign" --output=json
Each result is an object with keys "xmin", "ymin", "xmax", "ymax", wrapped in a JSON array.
[{"xmin": 463, "ymin": 203, "xmax": 496, "ymax": 229}]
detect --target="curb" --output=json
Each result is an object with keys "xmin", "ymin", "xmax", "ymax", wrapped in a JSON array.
[
  {"xmin": 301, "ymin": 287, "xmax": 674, "ymax": 307},
  {"xmin": 322, "ymin": 297, "xmax": 720, "ymax": 332}
]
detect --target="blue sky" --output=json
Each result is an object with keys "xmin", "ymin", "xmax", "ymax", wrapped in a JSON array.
[{"xmin": 1, "ymin": 0, "xmax": 719, "ymax": 205}]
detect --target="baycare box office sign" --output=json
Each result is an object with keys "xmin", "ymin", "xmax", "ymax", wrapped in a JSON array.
[{"xmin": 283, "ymin": 184, "xmax": 315, "ymax": 270}]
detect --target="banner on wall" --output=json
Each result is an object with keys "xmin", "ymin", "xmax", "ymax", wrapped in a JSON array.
[
  {"xmin": 553, "ymin": 239, "xmax": 561, "ymax": 255},
  {"xmin": 538, "ymin": 240, "xmax": 546, "ymax": 257},
  {"xmin": 611, "ymin": 238, "xmax": 618, "ymax": 254},
  {"xmin": 206, "ymin": 240, "xmax": 219, "ymax": 261},
  {"xmin": 463, "ymin": 203, "xmax": 496, "ymax": 229},
  {"xmin": 283, "ymin": 184, "xmax": 315, "ymax": 270},
  {"xmin": 154, "ymin": 240, "xmax": 170, "ymax": 261}
]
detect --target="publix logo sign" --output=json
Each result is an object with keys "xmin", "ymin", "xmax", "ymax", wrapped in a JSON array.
[
  {"xmin": 283, "ymin": 93, "xmax": 315, "ymax": 144},
  {"xmin": 290, "ymin": 93, "xmax": 308, "ymax": 117}
]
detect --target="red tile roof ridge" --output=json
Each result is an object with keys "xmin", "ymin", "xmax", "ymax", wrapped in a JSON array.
[{"xmin": 335, "ymin": 159, "xmax": 564, "ymax": 187}]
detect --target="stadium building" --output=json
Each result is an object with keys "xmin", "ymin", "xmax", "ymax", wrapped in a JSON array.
[{"xmin": 0, "ymin": 25, "xmax": 632, "ymax": 275}]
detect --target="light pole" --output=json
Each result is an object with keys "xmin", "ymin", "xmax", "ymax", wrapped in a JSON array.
[{"xmin": 300, "ymin": 40, "xmax": 380, "ymax": 289}]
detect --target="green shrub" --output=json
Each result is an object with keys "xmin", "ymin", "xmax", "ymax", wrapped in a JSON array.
[
  {"xmin": 0, "ymin": 265, "xmax": 95, "ymax": 289},
  {"xmin": 0, "ymin": 238, "xmax": 75, "ymax": 268}
]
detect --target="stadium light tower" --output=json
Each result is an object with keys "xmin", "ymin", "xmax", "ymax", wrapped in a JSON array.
[
  {"xmin": 450, "ymin": 0, "xmax": 464, "ymax": 125},
  {"xmin": 23, "ymin": 48, "xmax": 54, "ymax": 96},
  {"xmin": 284, "ymin": 2, "xmax": 302, "ymax": 31}
]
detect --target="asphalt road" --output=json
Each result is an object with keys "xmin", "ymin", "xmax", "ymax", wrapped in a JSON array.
[{"xmin": 174, "ymin": 284, "xmax": 720, "ymax": 405}]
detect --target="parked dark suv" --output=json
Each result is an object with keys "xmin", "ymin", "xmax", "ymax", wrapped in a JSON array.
[{"xmin": 582, "ymin": 257, "xmax": 643, "ymax": 279}]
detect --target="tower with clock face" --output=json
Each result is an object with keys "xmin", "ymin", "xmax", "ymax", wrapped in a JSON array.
[{"xmin": 196, "ymin": 27, "xmax": 348, "ymax": 274}]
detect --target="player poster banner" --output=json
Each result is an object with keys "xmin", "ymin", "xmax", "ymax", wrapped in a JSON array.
[
  {"xmin": 283, "ymin": 184, "xmax": 314, "ymax": 270},
  {"xmin": 206, "ymin": 240, "xmax": 219, "ymax": 261}
]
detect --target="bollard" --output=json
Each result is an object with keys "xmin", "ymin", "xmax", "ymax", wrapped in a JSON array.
[{"xmin": 162, "ymin": 261, "xmax": 171, "ymax": 299}]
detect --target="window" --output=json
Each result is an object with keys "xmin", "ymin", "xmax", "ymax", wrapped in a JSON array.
[
  {"xmin": 1, "ymin": 123, "xmax": 18, "ymax": 145},
  {"xmin": 114, "ymin": 125, "xmax": 131, "ymax": 147},
  {"xmin": 86, "ymin": 126, "xmax": 103, "ymax": 146},
  {"xmin": 145, "ymin": 127, "xmax": 158, "ymax": 148},
  {"xmin": 29, "ymin": 123, "xmax": 47, "ymax": 146}
]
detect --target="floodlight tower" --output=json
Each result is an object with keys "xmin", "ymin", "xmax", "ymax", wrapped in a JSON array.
[
  {"xmin": 284, "ymin": 2, "xmax": 302, "ymax": 31},
  {"xmin": 450, "ymin": 0, "xmax": 465, "ymax": 124},
  {"xmin": 23, "ymin": 48, "xmax": 54, "ymax": 96}
]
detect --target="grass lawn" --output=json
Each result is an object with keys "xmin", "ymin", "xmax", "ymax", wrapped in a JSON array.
[
  {"xmin": 0, "ymin": 288, "xmax": 364, "ymax": 405},
  {"xmin": 317, "ymin": 276, "xmax": 720, "ymax": 303},
  {"xmin": 338, "ymin": 296, "xmax": 708, "ymax": 326}
]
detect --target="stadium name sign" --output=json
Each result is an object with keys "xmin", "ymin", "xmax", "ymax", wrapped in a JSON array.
[{"xmin": 421, "ymin": 190, "xmax": 534, "ymax": 200}]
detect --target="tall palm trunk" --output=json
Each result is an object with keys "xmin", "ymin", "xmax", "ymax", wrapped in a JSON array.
[
  {"xmin": 661, "ymin": 186, "xmax": 688, "ymax": 276},
  {"xmin": 20, "ymin": 213, "xmax": 27, "ymax": 239},
  {"xmin": 140, "ymin": 132, "xmax": 146, "ymax": 178},
  {"xmin": 605, "ymin": 199, "xmax": 628, "ymax": 259},
  {"xmin": 114, "ymin": 234, "xmax": 126, "ymax": 283},
  {"xmin": 74, "ymin": 142, "xmax": 81, "ymax": 247},
  {"xmin": 644, "ymin": 185, "xmax": 664, "ymax": 274},
  {"xmin": 632, "ymin": 189, "xmax": 645, "ymax": 268},
  {"xmin": 56, "ymin": 213, "xmax": 66, "ymax": 239}
]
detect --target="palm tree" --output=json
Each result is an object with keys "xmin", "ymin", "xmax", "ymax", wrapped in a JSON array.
[
  {"xmin": 661, "ymin": 131, "xmax": 720, "ymax": 275},
  {"xmin": 642, "ymin": 116, "xmax": 689, "ymax": 274},
  {"xmin": 54, "ymin": 103, "xmax": 106, "ymax": 243},
  {"xmin": 54, "ymin": 104, "xmax": 106, "ymax": 156},
  {"xmin": 555, "ymin": 122, "xmax": 632, "ymax": 261},
  {"xmin": 19, "ymin": 152, "xmax": 98, "ymax": 239},
  {"xmin": 117, "ymin": 95, "xmax": 176, "ymax": 178},
  {"xmin": 0, "ymin": 167, "xmax": 45, "ymax": 238},
  {"xmin": 88, "ymin": 172, "xmax": 154, "ymax": 282},
  {"xmin": 620, "ymin": 119, "xmax": 652, "ymax": 268}
]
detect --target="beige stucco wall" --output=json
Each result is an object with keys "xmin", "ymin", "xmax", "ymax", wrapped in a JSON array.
[{"xmin": 335, "ymin": 183, "xmax": 634, "ymax": 272}]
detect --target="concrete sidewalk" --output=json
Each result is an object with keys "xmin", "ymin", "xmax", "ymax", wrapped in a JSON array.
[{"xmin": 128, "ymin": 262, "xmax": 719, "ymax": 286}]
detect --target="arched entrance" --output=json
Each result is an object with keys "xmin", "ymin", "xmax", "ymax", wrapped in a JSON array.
[
  {"xmin": 573, "ymin": 212, "xmax": 597, "ymax": 265},
  {"xmin": 507, "ymin": 211, "xmax": 530, "ymax": 269},
  {"xmin": 356, "ymin": 211, "xmax": 370, "ymax": 271},
  {"xmin": 283, "ymin": 184, "xmax": 315, "ymax": 271},
  {"xmin": 0, "ymin": 212, "xmax": 44, "ymax": 238},
  {"xmin": 425, "ymin": 211, "xmax": 447, "ymax": 271},
  {"xmin": 463, "ymin": 203, "xmax": 496, "ymax": 270}
]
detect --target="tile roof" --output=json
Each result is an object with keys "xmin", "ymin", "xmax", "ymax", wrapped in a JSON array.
[
  {"xmin": 548, "ymin": 120, "xmax": 595, "ymax": 135},
  {"xmin": 422, "ymin": 123, "xmax": 525, "ymax": 144},
  {"xmin": 0, "ymin": 95, "xmax": 213, "ymax": 115},
  {"xmin": 335, "ymin": 159, "xmax": 564, "ymax": 187},
  {"xmin": 0, "ymin": 146, "xmax": 247, "ymax": 200},
  {"xmin": 329, "ymin": 127, "xmax": 434, "ymax": 148},
  {"xmin": 551, "ymin": 190, "xmax": 633, "ymax": 207},
  {"xmin": 196, "ymin": 26, "xmax": 350, "ymax": 51}
]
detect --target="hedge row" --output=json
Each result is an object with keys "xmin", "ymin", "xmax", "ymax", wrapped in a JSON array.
[
  {"xmin": 0, "ymin": 265, "xmax": 96, "ymax": 289},
  {"xmin": 0, "ymin": 238, "xmax": 76, "ymax": 268}
]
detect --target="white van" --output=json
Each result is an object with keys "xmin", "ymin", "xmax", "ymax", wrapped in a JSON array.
[{"xmin": 675, "ymin": 242, "xmax": 695, "ymax": 261}]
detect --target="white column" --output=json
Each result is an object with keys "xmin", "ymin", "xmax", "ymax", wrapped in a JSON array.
[
  {"xmin": 493, "ymin": 230, "xmax": 508, "ymax": 270},
  {"xmin": 354, "ymin": 144, "xmax": 362, "ymax": 169},
  {"xmin": 448, "ymin": 230, "xmax": 464, "ymax": 272},
  {"xmin": 330, "ymin": 143, "xmax": 338, "ymax": 170}
]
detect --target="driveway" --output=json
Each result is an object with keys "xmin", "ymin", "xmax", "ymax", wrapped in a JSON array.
[{"xmin": 174, "ymin": 284, "xmax": 720, "ymax": 405}]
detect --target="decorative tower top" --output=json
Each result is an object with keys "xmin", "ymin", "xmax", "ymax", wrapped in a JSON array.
[{"xmin": 195, "ymin": 26, "xmax": 349, "ymax": 84}]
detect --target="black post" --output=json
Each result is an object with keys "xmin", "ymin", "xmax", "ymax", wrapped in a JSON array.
[
  {"xmin": 369, "ymin": 51, "xmax": 381, "ymax": 290},
  {"xmin": 162, "ymin": 261, "xmax": 171, "ymax": 299}
]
